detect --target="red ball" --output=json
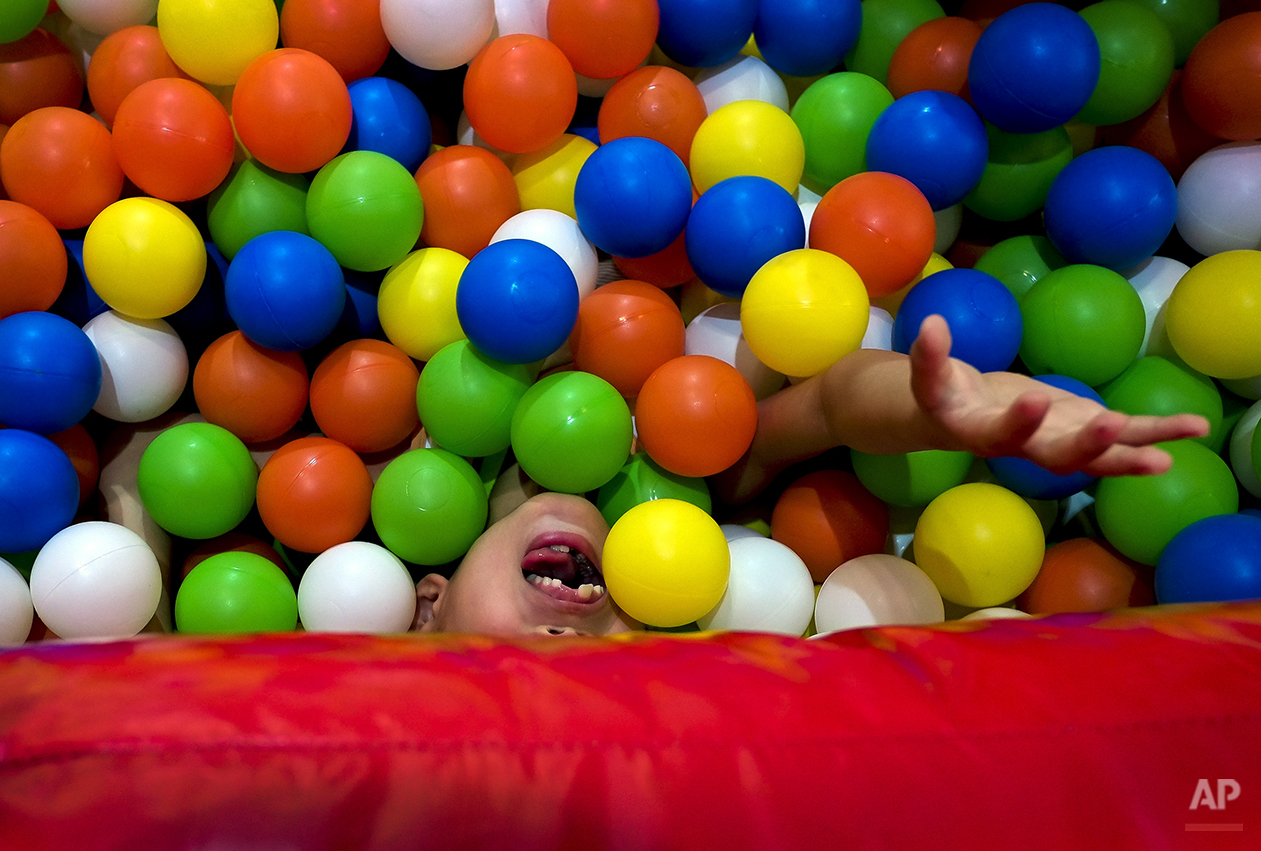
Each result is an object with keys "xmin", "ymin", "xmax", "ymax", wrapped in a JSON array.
[
  {"xmin": 771, "ymin": 469, "xmax": 890, "ymax": 583},
  {"xmin": 1100, "ymin": 70, "xmax": 1226, "ymax": 181},
  {"xmin": 599, "ymin": 66, "xmax": 707, "ymax": 167},
  {"xmin": 1018, "ymin": 537, "xmax": 1155, "ymax": 614},
  {"xmin": 570, "ymin": 279, "xmax": 686, "ymax": 397},
  {"xmin": 612, "ymin": 228, "xmax": 696, "ymax": 288},
  {"xmin": 182, "ymin": 532, "xmax": 290, "ymax": 581},
  {"xmin": 86, "ymin": 25, "xmax": 191, "ymax": 127},
  {"xmin": 256, "ymin": 435, "xmax": 373, "ymax": 554},
  {"xmin": 0, "ymin": 27, "xmax": 83, "ymax": 127},
  {"xmin": 193, "ymin": 330, "xmax": 311, "ymax": 444},
  {"xmin": 280, "ymin": 0, "xmax": 391, "ymax": 83},
  {"xmin": 463, "ymin": 34, "xmax": 577, "ymax": 155},
  {"xmin": 414, "ymin": 144, "xmax": 520, "ymax": 259},
  {"xmin": 1181, "ymin": 11, "xmax": 1261, "ymax": 141},
  {"xmin": 47, "ymin": 423, "xmax": 99, "ymax": 509},
  {"xmin": 634, "ymin": 354, "xmax": 757, "ymax": 478},
  {"xmin": 547, "ymin": 0, "xmax": 659, "ymax": 80},
  {"xmin": 0, "ymin": 200, "xmax": 67, "ymax": 318},
  {"xmin": 309, "ymin": 338, "xmax": 420, "ymax": 453},
  {"xmin": 887, "ymin": 17, "xmax": 982, "ymax": 101}
]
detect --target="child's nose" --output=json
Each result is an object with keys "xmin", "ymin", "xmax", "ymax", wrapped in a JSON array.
[{"xmin": 537, "ymin": 625, "xmax": 582, "ymax": 637}]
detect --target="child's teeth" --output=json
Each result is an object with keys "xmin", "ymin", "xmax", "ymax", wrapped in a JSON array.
[
  {"xmin": 577, "ymin": 583, "xmax": 594, "ymax": 600},
  {"xmin": 548, "ymin": 544, "xmax": 570, "ymax": 553}
]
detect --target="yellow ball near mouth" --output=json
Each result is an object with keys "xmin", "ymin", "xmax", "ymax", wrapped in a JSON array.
[{"xmin": 602, "ymin": 498, "xmax": 730, "ymax": 628}]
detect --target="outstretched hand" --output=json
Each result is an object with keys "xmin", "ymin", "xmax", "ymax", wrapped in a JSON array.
[{"xmin": 909, "ymin": 315, "xmax": 1211, "ymax": 477}]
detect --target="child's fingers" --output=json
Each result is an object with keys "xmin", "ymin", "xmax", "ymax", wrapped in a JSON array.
[
  {"xmin": 983, "ymin": 391, "xmax": 1051, "ymax": 456},
  {"xmin": 1113, "ymin": 413, "xmax": 1212, "ymax": 446},
  {"xmin": 909, "ymin": 315, "xmax": 954, "ymax": 410},
  {"xmin": 1082, "ymin": 444, "xmax": 1176, "ymax": 478}
]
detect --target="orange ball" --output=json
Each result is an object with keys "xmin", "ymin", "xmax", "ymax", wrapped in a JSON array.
[
  {"xmin": 309, "ymin": 338, "xmax": 420, "ymax": 453},
  {"xmin": 1100, "ymin": 71, "xmax": 1225, "ymax": 182},
  {"xmin": 598, "ymin": 66, "xmax": 708, "ymax": 167},
  {"xmin": 279, "ymin": 0, "xmax": 391, "ymax": 83},
  {"xmin": 612, "ymin": 227, "xmax": 696, "ymax": 288},
  {"xmin": 0, "ymin": 106, "xmax": 124, "ymax": 230},
  {"xmin": 86, "ymin": 25, "xmax": 191, "ymax": 127},
  {"xmin": 570, "ymin": 280, "xmax": 686, "ymax": 397},
  {"xmin": 634, "ymin": 354, "xmax": 757, "ymax": 478},
  {"xmin": 809, "ymin": 171, "xmax": 936, "ymax": 299},
  {"xmin": 0, "ymin": 200, "xmax": 67, "ymax": 318},
  {"xmin": 0, "ymin": 28, "xmax": 83, "ymax": 127},
  {"xmin": 112, "ymin": 78, "xmax": 235, "ymax": 202},
  {"xmin": 193, "ymin": 330, "xmax": 311, "ymax": 444},
  {"xmin": 887, "ymin": 17, "xmax": 982, "ymax": 101},
  {"xmin": 771, "ymin": 469, "xmax": 890, "ymax": 583},
  {"xmin": 414, "ymin": 144, "xmax": 520, "ymax": 259},
  {"xmin": 1017, "ymin": 537, "xmax": 1155, "ymax": 614},
  {"xmin": 547, "ymin": 0, "xmax": 659, "ymax": 80},
  {"xmin": 256, "ymin": 435, "xmax": 373, "ymax": 554},
  {"xmin": 463, "ymin": 34, "xmax": 578, "ymax": 155},
  {"xmin": 47, "ymin": 423, "xmax": 100, "ymax": 509},
  {"xmin": 1182, "ymin": 12, "xmax": 1261, "ymax": 141},
  {"xmin": 231, "ymin": 47, "xmax": 353, "ymax": 174}
]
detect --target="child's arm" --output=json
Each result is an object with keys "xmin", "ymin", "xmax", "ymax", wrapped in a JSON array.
[{"xmin": 717, "ymin": 315, "xmax": 1212, "ymax": 503}]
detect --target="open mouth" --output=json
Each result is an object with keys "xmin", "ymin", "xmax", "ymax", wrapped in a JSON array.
[{"xmin": 522, "ymin": 536, "xmax": 606, "ymax": 605}]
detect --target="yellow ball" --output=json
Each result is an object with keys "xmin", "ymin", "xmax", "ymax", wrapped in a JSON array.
[
  {"xmin": 689, "ymin": 99, "xmax": 805, "ymax": 194},
  {"xmin": 740, "ymin": 247, "xmax": 869, "ymax": 378},
  {"xmin": 1165, "ymin": 249, "xmax": 1261, "ymax": 379},
  {"xmin": 377, "ymin": 247, "xmax": 468, "ymax": 361},
  {"xmin": 513, "ymin": 134, "xmax": 597, "ymax": 220},
  {"xmin": 83, "ymin": 197, "xmax": 207, "ymax": 320},
  {"xmin": 157, "ymin": 0, "xmax": 279, "ymax": 86},
  {"xmin": 602, "ymin": 498, "xmax": 730, "ymax": 628},
  {"xmin": 912, "ymin": 482, "xmax": 1046, "ymax": 608}
]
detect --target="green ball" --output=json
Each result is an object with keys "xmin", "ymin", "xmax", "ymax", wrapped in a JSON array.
[
  {"xmin": 416, "ymin": 340, "xmax": 534, "ymax": 457},
  {"xmin": 964, "ymin": 125, "xmax": 1073, "ymax": 222},
  {"xmin": 791, "ymin": 72, "xmax": 894, "ymax": 192},
  {"xmin": 596, "ymin": 453, "xmax": 712, "ymax": 527},
  {"xmin": 510, "ymin": 371, "xmax": 632, "ymax": 494},
  {"xmin": 174, "ymin": 551, "xmax": 298, "ymax": 634},
  {"xmin": 137, "ymin": 423, "xmax": 258, "ymax": 539},
  {"xmin": 370, "ymin": 448, "xmax": 488, "ymax": 565},
  {"xmin": 1124, "ymin": 0, "xmax": 1217, "ymax": 66},
  {"xmin": 843, "ymin": 0, "xmax": 945, "ymax": 86},
  {"xmin": 1094, "ymin": 439, "xmax": 1239, "ymax": 565},
  {"xmin": 1099, "ymin": 356, "xmax": 1222, "ymax": 448},
  {"xmin": 0, "ymin": 0, "xmax": 44, "ymax": 43},
  {"xmin": 1018, "ymin": 263, "xmax": 1146, "ymax": 387},
  {"xmin": 973, "ymin": 235, "xmax": 1067, "ymax": 301},
  {"xmin": 207, "ymin": 160, "xmax": 310, "ymax": 260},
  {"xmin": 851, "ymin": 448, "xmax": 974, "ymax": 507},
  {"xmin": 307, "ymin": 151, "xmax": 424, "ymax": 272},
  {"xmin": 1076, "ymin": 0, "xmax": 1175, "ymax": 127}
]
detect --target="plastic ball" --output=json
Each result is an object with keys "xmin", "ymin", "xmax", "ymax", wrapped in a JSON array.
[
  {"xmin": 48, "ymin": 423, "xmax": 100, "ymax": 509},
  {"xmin": 813, "ymin": 553, "xmax": 945, "ymax": 633},
  {"xmin": 510, "ymin": 134, "xmax": 596, "ymax": 221},
  {"xmin": 684, "ymin": 302, "xmax": 785, "ymax": 400},
  {"xmin": 654, "ymin": 0, "xmax": 757, "ymax": 68},
  {"xmin": 82, "ymin": 311, "xmax": 188, "ymax": 423},
  {"xmin": 1019, "ymin": 264, "xmax": 1146, "ymax": 387},
  {"xmin": 257, "ymin": 436, "xmax": 372, "ymax": 554},
  {"xmin": 174, "ymin": 551, "xmax": 297, "ymax": 633},
  {"xmin": 463, "ymin": 34, "xmax": 577, "ymax": 155},
  {"xmin": 0, "ymin": 429, "xmax": 79, "ymax": 554},
  {"xmin": 689, "ymin": 99, "xmax": 805, "ymax": 195},
  {"xmin": 84, "ymin": 25, "xmax": 188, "ymax": 127},
  {"xmin": 1018, "ymin": 537, "xmax": 1154, "ymax": 614},
  {"xmin": 850, "ymin": 447, "xmax": 974, "ymax": 507},
  {"xmin": 887, "ymin": 15, "xmax": 982, "ymax": 100},
  {"xmin": 1156, "ymin": 513, "xmax": 1261, "ymax": 604},
  {"xmin": 0, "ymin": 0, "xmax": 46, "ymax": 44},
  {"xmin": 0, "ymin": 201, "xmax": 67, "ymax": 318},
  {"xmin": 1164, "ymin": 250, "xmax": 1261, "ymax": 380},
  {"xmin": 137, "ymin": 421, "xmax": 259, "ymax": 540},
  {"xmin": 0, "ymin": 28, "xmax": 84, "ymax": 127},
  {"xmin": 56, "ymin": 0, "xmax": 156, "ymax": 37},
  {"xmin": 569, "ymin": 280, "xmax": 685, "ymax": 398},
  {"xmin": 1100, "ymin": 356, "xmax": 1222, "ymax": 448},
  {"xmin": 0, "ymin": 558, "xmax": 32, "ymax": 646},
  {"xmin": 598, "ymin": 66, "xmax": 707, "ymax": 168},
  {"xmin": 310, "ymin": 338, "xmax": 420, "ymax": 454},
  {"xmin": 225, "ymin": 230, "xmax": 346, "ymax": 352},
  {"xmin": 1176, "ymin": 142, "xmax": 1261, "ymax": 257},
  {"xmin": 491, "ymin": 209, "xmax": 599, "ymax": 299},
  {"xmin": 345, "ymin": 76, "xmax": 431, "ymax": 173},
  {"xmin": 771, "ymin": 469, "xmax": 889, "ymax": 583},
  {"xmin": 414, "ymin": 144, "xmax": 519, "ymax": 260},
  {"xmin": 696, "ymin": 535, "xmax": 815, "ymax": 636},
  {"xmin": 573, "ymin": 136, "xmax": 692, "ymax": 259},
  {"xmin": 510, "ymin": 370, "xmax": 632, "ymax": 494},
  {"xmin": 740, "ymin": 248, "xmax": 870, "ymax": 378},
  {"xmin": 415, "ymin": 339, "xmax": 532, "ymax": 457},
  {"xmin": 1075, "ymin": 0, "xmax": 1174, "ymax": 127},
  {"xmin": 206, "ymin": 161, "xmax": 310, "ymax": 261},
  {"xmin": 1181, "ymin": 12, "xmax": 1261, "ymax": 142},
  {"xmin": 0, "ymin": 106, "xmax": 123, "ymax": 230},
  {"xmin": 685, "ymin": 176, "xmax": 806, "ymax": 297},
  {"xmin": 0, "ymin": 311, "xmax": 101, "ymax": 435},
  {"xmin": 967, "ymin": 2, "xmax": 1100, "ymax": 134},
  {"xmin": 613, "ymin": 229, "xmax": 697, "ymax": 289},
  {"xmin": 1122, "ymin": 255, "xmax": 1187, "ymax": 359},
  {"xmin": 791, "ymin": 72, "xmax": 894, "ymax": 191},
  {"xmin": 370, "ymin": 447, "xmax": 488, "ymax": 565},
  {"xmin": 181, "ymin": 531, "xmax": 289, "ymax": 581},
  {"xmin": 754, "ymin": 0, "xmax": 863, "ymax": 78},
  {"xmin": 692, "ymin": 54, "xmax": 789, "ymax": 114},
  {"xmin": 156, "ymin": 0, "xmax": 279, "ymax": 86},
  {"xmin": 963, "ymin": 124, "xmax": 1073, "ymax": 223},
  {"xmin": 602, "ymin": 498, "xmax": 730, "ymax": 628},
  {"xmin": 297, "ymin": 541, "xmax": 417, "ymax": 633},
  {"xmin": 280, "ymin": 0, "xmax": 391, "ymax": 83},
  {"xmin": 595, "ymin": 453, "xmax": 711, "ymax": 528},
  {"xmin": 1094, "ymin": 438, "xmax": 1239, "ymax": 565},
  {"xmin": 547, "ymin": 0, "xmax": 657, "ymax": 80},
  {"xmin": 809, "ymin": 171, "xmax": 936, "ymax": 298},
  {"xmin": 379, "ymin": 0, "xmax": 493, "ymax": 70},
  {"xmin": 891, "ymin": 268, "xmax": 1021, "ymax": 373},
  {"xmin": 306, "ymin": 150, "xmax": 423, "ymax": 272},
  {"xmin": 972, "ymin": 234, "xmax": 1066, "ymax": 301},
  {"xmin": 376, "ymin": 247, "xmax": 468, "ymax": 361},
  {"xmin": 845, "ymin": 0, "xmax": 945, "ymax": 85},
  {"xmin": 193, "ymin": 330, "xmax": 309, "ymax": 444},
  {"xmin": 912, "ymin": 481, "xmax": 1045, "ymax": 608}
]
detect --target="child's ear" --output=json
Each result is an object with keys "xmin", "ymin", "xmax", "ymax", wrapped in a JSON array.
[{"xmin": 413, "ymin": 574, "xmax": 448, "ymax": 632}]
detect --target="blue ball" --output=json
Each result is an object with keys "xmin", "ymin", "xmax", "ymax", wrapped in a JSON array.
[
  {"xmin": 685, "ymin": 176, "xmax": 806, "ymax": 297},
  {"xmin": 574, "ymin": 136, "xmax": 693, "ymax": 259},
  {"xmin": 456, "ymin": 239, "xmax": 579, "ymax": 365},
  {"xmin": 1043, "ymin": 145, "xmax": 1177, "ymax": 271},
  {"xmin": 225, "ymin": 231, "xmax": 347, "ymax": 352},
  {"xmin": 1156, "ymin": 513, "xmax": 1261, "ymax": 603},
  {"xmin": 985, "ymin": 374, "xmax": 1102, "ymax": 500},
  {"xmin": 338, "ymin": 269, "xmax": 383, "ymax": 339},
  {"xmin": 169, "ymin": 242, "xmax": 232, "ymax": 345},
  {"xmin": 49, "ymin": 239, "xmax": 108, "ymax": 327},
  {"xmin": 656, "ymin": 0, "xmax": 759, "ymax": 67},
  {"xmin": 753, "ymin": 0, "xmax": 862, "ymax": 78},
  {"xmin": 892, "ymin": 268, "xmax": 1022, "ymax": 373},
  {"xmin": 346, "ymin": 77, "xmax": 432, "ymax": 174},
  {"xmin": 0, "ymin": 311, "xmax": 101, "ymax": 435},
  {"xmin": 865, "ymin": 90, "xmax": 989, "ymax": 210},
  {"xmin": 967, "ymin": 2, "xmax": 1100, "ymax": 134},
  {"xmin": 0, "ymin": 429, "xmax": 79, "ymax": 554}
]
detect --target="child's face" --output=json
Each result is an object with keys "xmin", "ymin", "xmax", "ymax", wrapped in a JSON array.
[{"xmin": 416, "ymin": 493, "xmax": 640, "ymax": 636}]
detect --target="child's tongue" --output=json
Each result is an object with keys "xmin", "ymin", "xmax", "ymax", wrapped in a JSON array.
[
  {"xmin": 522, "ymin": 546, "xmax": 605, "ymax": 604},
  {"xmin": 523, "ymin": 546, "xmax": 577, "ymax": 585}
]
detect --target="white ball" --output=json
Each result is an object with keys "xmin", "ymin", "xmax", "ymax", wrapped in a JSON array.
[
  {"xmin": 861, "ymin": 306, "xmax": 894, "ymax": 351},
  {"xmin": 1229, "ymin": 398, "xmax": 1261, "ymax": 499},
  {"xmin": 814, "ymin": 553, "xmax": 945, "ymax": 635},
  {"xmin": 381, "ymin": 0, "xmax": 496, "ymax": 70},
  {"xmin": 297, "ymin": 542, "xmax": 417, "ymax": 633},
  {"xmin": 0, "ymin": 557, "xmax": 34, "ymax": 646},
  {"xmin": 1176, "ymin": 142, "xmax": 1261, "ymax": 256},
  {"xmin": 685, "ymin": 302, "xmax": 786, "ymax": 399},
  {"xmin": 83, "ymin": 310, "xmax": 189, "ymax": 423},
  {"xmin": 696, "ymin": 536, "xmax": 815, "ymax": 636},
  {"xmin": 493, "ymin": 0, "xmax": 548, "ymax": 38},
  {"xmin": 721, "ymin": 523, "xmax": 765, "ymax": 542},
  {"xmin": 30, "ymin": 521, "xmax": 163, "ymax": 640},
  {"xmin": 1122, "ymin": 255, "xmax": 1188, "ymax": 359},
  {"xmin": 491, "ymin": 209, "xmax": 599, "ymax": 300},
  {"xmin": 57, "ymin": 0, "xmax": 158, "ymax": 36},
  {"xmin": 960, "ymin": 606, "xmax": 1033, "ymax": 621},
  {"xmin": 934, "ymin": 204, "xmax": 962, "ymax": 254},
  {"xmin": 693, "ymin": 55, "xmax": 790, "ymax": 113}
]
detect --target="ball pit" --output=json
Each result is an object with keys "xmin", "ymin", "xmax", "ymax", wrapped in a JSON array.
[
  {"xmin": 850, "ymin": 447, "xmax": 973, "ymax": 507},
  {"xmin": 1019, "ymin": 537, "xmax": 1154, "ymax": 615},
  {"xmin": 490, "ymin": 209, "xmax": 598, "ymax": 299},
  {"xmin": 206, "ymin": 162, "xmax": 310, "ymax": 262},
  {"xmin": 771, "ymin": 469, "xmax": 890, "ymax": 584},
  {"xmin": 654, "ymin": 0, "xmax": 757, "ymax": 68},
  {"xmin": 1100, "ymin": 356, "xmax": 1223, "ymax": 449},
  {"xmin": 1157, "ymin": 513, "xmax": 1261, "ymax": 604},
  {"xmin": 684, "ymin": 302, "xmax": 784, "ymax": 400},
  {"xmin": 1180, "ymin": 11, "xmax": 1261, "ymax": 142},
  {"xmin": 692, "ymin": 54, "xmax": 789, "ymax": 114},
  {"xmin": 510, "ymin": 134, "xmax": 596, "ymax": 221},
  {"xmin": 1076, "ymin": 0, "xmax": 1174, "ymax": 128},
  {"xmin": 963, "ymin": 125, "xmax": 1073, "ymax": 223},
  {"xmin": 595, "ymin": 452, "xmax": 711, "ymax": 527},
  {"xmin": 379, "ymin": 0, "xmax": 494, "ymax": 72},
  {"xmin": 886, "ymin": 15, "xmax": 981, "ymax": 101},
  {"xmin": 0, "ymin": 0, "xmax": 46, "ymax": 45}
]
